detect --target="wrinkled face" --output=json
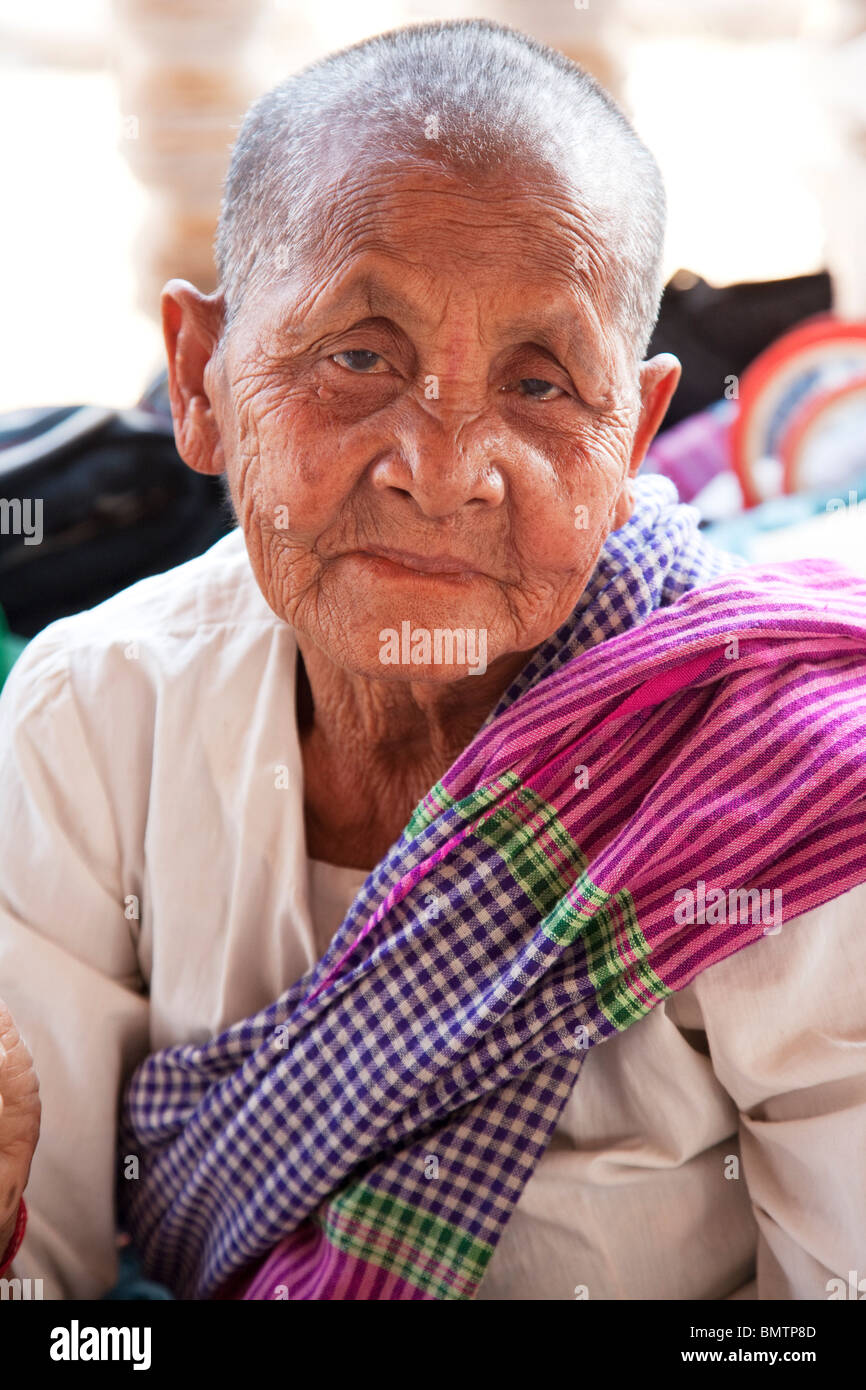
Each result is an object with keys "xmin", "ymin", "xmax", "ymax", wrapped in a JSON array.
[{"xmin": 207, "ymin": 154, "xmax": 652, "ymax": 681}]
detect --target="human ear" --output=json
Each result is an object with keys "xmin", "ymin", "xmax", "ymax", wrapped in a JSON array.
[
  {"xmin": 612, "ymin": 353, "xmax": 681, "ymax": 528},
  {"xmin": 161, "ymin": 279, "xmax": 227, "ymax": 476},
  {"xmin": 631, "ymin": 353, "xmax": 681, "ymax": 472}
]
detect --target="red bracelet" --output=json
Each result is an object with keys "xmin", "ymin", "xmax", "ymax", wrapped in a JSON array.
[{"xmin": 0, "ymin": 1197, "xmax": 27, "ymax": 1278}]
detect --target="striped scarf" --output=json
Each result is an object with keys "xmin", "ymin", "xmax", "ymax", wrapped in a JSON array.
[{"xmin": 118, "ymin": 477, "xmax": 866, "ymax": 1300}]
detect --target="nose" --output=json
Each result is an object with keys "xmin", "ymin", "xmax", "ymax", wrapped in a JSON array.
[{"xmin": 370, "ymin": 414, "xmax": 505, "ymax": 519}]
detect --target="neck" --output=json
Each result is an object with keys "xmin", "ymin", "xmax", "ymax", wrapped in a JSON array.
[{"xmin": 295, "ymin": 636, "xmax": 534, "ymax": 868}]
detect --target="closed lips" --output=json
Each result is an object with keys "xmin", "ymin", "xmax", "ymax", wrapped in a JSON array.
[{"xmin": 359, "ymin": 547, "xmax": 479, "ymax": 574}]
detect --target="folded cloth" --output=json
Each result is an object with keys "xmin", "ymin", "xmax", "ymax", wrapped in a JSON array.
[{"xmin": 117, "ymin": 480, "xmax": 866, "ymax": 1301}]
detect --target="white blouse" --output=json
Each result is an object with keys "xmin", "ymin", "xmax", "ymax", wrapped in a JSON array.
[{"xmin": 1, "ymin": 526, "xmax": 864, "ymax": 1301}]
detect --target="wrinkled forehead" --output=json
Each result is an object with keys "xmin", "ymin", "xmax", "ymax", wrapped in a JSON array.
[
  {"xmin": 244, "ymin": 148, "xmax": 632, "ymax": 379},
  {"xmin": 304, "ymin": 142, "xmax": 621, "ymax": 277}
]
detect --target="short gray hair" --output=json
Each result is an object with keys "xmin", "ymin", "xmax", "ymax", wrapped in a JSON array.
[{"xmin": 215, "ymin": 18, "xmax": 666, "ymax": 356}]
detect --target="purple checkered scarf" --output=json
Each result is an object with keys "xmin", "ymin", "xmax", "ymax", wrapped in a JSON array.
[{"xmin": 118, "ymin": 477, "xmax": 866, "ymax": 1300}]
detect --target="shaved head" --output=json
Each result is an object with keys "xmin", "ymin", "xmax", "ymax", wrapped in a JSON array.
[{"xmin": 215, "ymin": 18, "xmax": 666, "ymax": 358}]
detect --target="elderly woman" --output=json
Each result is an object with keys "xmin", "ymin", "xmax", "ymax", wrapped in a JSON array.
[{"xmin": 2, "ymin": 20, "xmax": 866, "ymax": 1304}]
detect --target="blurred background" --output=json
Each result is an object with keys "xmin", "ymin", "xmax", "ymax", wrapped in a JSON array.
[{"xmin": 2, "ymin": 0, "xmax": 866, "ymax": 664}]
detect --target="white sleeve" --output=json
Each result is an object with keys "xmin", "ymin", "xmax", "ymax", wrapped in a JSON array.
[
  {"xmin": 666, "ymin": 882, "xmax": 866, "ymax": 1300},
  {"xmin": 0, "ymin": 629, "xmax": 150, "ymax": 1299}
]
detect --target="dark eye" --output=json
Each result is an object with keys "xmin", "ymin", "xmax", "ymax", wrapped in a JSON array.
[
  {"xmin": 518, "ymin": 377, "xmax": 563, "ymax": 400},
  {"xmin": 332, "ymin": 349, "xmax": 386, "ymax": 374}
]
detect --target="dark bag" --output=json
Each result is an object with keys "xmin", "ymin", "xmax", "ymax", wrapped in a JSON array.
[
  {"xmin": 649, "ymin": 269, "xmax": 832, "ymax": 432},
  {"xmin": 0, "ymin": 398, "xmax": 233, "ymax": 638}
]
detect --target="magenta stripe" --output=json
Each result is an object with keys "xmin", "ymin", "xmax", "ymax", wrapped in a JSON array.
[
  {"xmin": 574, "ymin": 665, "xmax": 865, "ymax": 904},
  {"xmin": 239, "ymin": 1224, "xmax": 427, "ymax": 1301}
]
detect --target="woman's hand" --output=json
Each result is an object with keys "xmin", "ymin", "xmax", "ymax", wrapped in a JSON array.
[{"xmin": 0, "ymin": 996, "xmax": 41, "ymax": 1258}]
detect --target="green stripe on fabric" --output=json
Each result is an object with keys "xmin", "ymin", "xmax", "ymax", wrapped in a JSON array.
[
  {"xmin": 409, "ymin": 775, "xmax": 668, "ymax": 1034},
  {"xmin": 542, "ymin": 879, "xmax": 671, "ymax": 1029},
  {"xmin": 596, "ymin": 957, "xmax": 672, "ymax": 1030},
  {"xmin": 473, "ymin": 786, "xmax": 587, "ymax": 916},
  {"xmin": 541, "ymin": 874, "xmax": 610, "ymax": 945},
  {"xmin": 405, "ymin": 772, "xmax": 521, "ymax": 838},
  {"xmin": 405, "ymin": 781, "xmax": 457, "ymax": 836},
  {"xmin": 320, "ymin": 1180, "xmax": 494, "ymax": 1300}
]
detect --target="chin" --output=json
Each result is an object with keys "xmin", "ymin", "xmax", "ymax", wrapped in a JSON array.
[{"xmin": 318, "ymin": 584, "xmax": 496, "ymax": 681}]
